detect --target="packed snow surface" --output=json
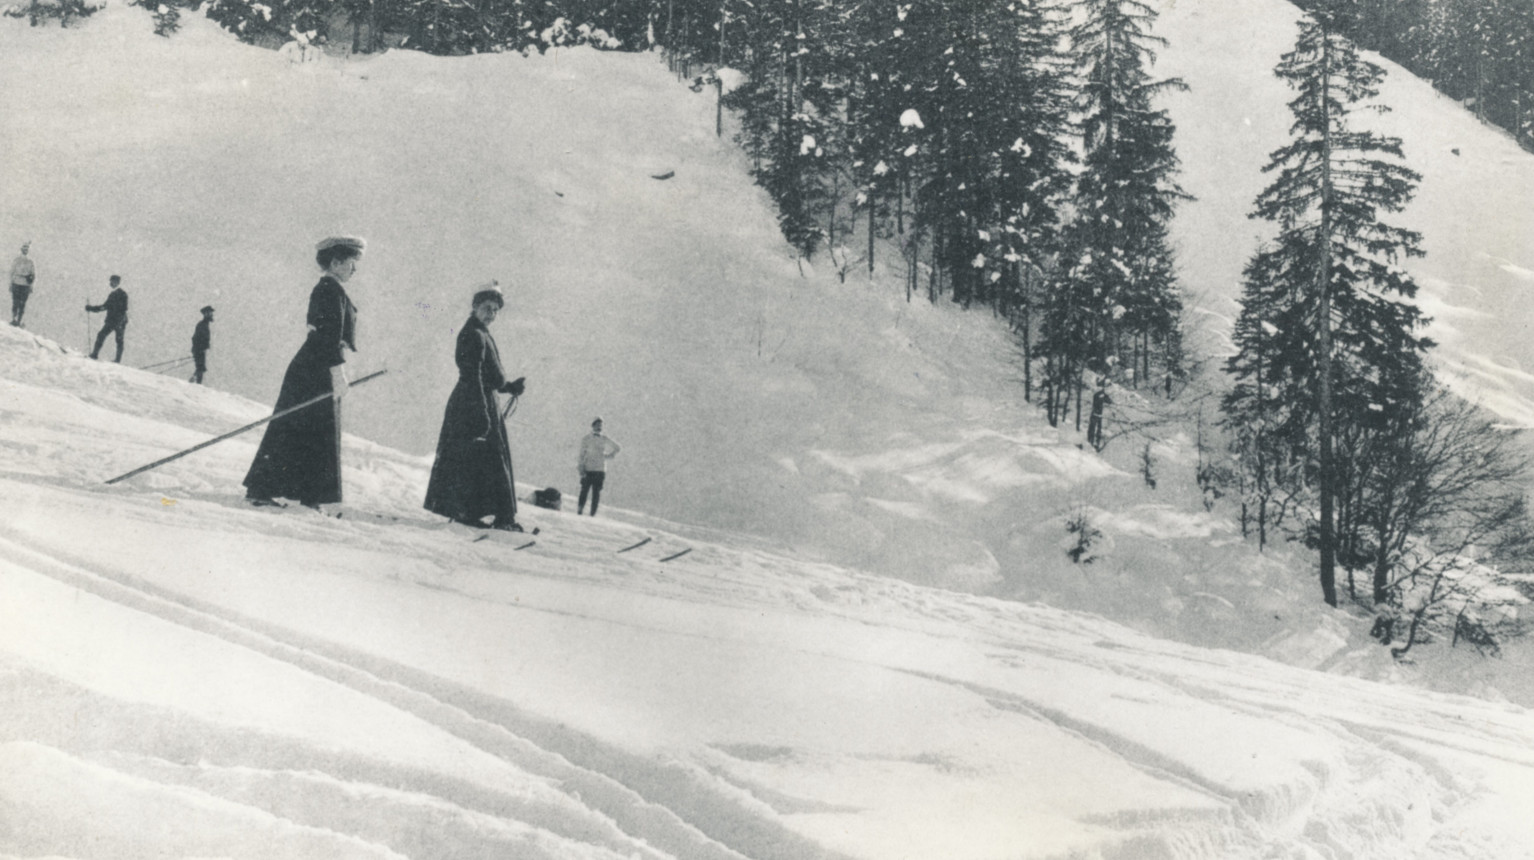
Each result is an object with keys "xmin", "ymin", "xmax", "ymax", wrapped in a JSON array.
[
  {"xmin": 7, "ymin": 319, "xmax": 1534, "ymax": 857},
  {"xmin": 5, "ymin": 0, "xmax": 1534, "ymax": 857}
]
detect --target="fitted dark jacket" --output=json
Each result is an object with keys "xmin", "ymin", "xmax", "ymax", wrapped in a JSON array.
[
  {"xmin": 423, "ymin": 315, "xmax": 519, "ymax": 523},
  {"xmin": 243, "ymin": 276, "xmax": 357, "ymax": 505},
  {"xmin": 89, "ymin": 288, "xmax": 129, "ymax": 326},
  {"xmin": 192, "ymin": 318, "xmax": 211, "ymax": 354}
]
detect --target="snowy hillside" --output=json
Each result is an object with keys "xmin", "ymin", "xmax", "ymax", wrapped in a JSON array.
[
  {"xmin": 1155, "ymin": 0, "xmax": 1534, "ymax": 425},
  {"xmin": 7, "ymin": 0, "xmax": 1534, "ymax": 854},
  {"xmin": 6, "ymin": 318, "xmax": 1534, "ymax": 858},
  {"xmin": 0, "ymin": 0, "xmax": 1420, "ymax": 683},
  {"xmin": 0, "ymin": 0, "xmax": 1069, "ymax": 593}
]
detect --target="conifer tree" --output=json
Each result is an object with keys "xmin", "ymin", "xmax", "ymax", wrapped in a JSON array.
[
  {"xmin": 1224, "ymin": 9, "xmax": 1431, "ymax": 607},
  {"xmin": 1045, "ymin": 0, "xmax": 1187, "ymax": 416},
  {"xmin": 892, "ymin": 0, "xmax": 1071, "ymax": 307},
  {"xmin": 844, "ymin": 0, "xmax": 914, "ymax": 274},
  {"xmin": 980, "ymin": 0, "xmax": 1073, "ymax": 316},
  {"xmin": 721, "ymin": 0, "xmax": 830, "ymax": 256}
]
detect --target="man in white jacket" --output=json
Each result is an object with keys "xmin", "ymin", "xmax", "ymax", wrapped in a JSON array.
[
  {"xmin": 577, "ymin": 417, "xmax": 621, "ymax": 516},
  {"xmin": 10, "ymin": 241, "xmax": 35, "ymax": 328}
]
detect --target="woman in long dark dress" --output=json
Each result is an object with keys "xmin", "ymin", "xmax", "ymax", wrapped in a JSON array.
[
  {"xmin": 244, "ymin": 236, "xmax": 363, "ymax": 509},
  {"xmin": 424, "ymin": 284, "xmax": 526, "ymax": 530}
]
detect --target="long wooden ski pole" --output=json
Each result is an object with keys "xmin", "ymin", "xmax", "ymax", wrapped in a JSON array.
[
  {"xmin": 139, "ymin": 354, "xmax": 192, "ymax": 371},
  {"xmin": 104, "ymin": 369, "xmax": 387, "ymax": 485}
]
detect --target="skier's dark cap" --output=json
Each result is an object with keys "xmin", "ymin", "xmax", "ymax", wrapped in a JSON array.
[
  {"xmin": 109, "ymin": 275, "xmax": 121, "ymax": 285},
  {"xmin": 200, "ymin": 305, "xmax": 214, "ymax": 314},
  {"xmin": 315, "ymin": 236, "xmax": 366, "ymax": 253}
]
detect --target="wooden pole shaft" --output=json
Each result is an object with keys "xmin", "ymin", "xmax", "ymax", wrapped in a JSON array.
[{"xmin": 104, "ymin": 369, "xmax": 387, "ymax": 485}]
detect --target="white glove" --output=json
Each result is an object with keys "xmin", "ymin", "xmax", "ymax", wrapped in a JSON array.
[{"xmin": 331, "ymin": 365, "xmax": 349, "ymax": 400}]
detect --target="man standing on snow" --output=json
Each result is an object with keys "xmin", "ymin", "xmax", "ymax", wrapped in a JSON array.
[
  {"xmin": 1087, "ymin": 377, "xmax": 1111, "ymax": 451},
  {"xmin": 87, "ymin": 275, "xmax": 129, "ymax": 362},
  {"xmin": 190, "ymin": 305, "xmax": 214, "ymax": 384},
  {"xmin": 9, "ymin": 241, "xmax": 35, "ymax": 327},
  {"xmin": 577, "ymin": 417, "xmax": 621, "ymax": 516}
]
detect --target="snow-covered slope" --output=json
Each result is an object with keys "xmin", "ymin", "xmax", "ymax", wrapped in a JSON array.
[
  {"xmin": 1156, "ymin": 0, "xmax": 1534, "ymax": 424},
  {"xmin": 7, "ymin": 0, "xmax": 1534, "ymax": 854},
  {"xmin": 6, "ymin": 320, "xmax": 1534, "ymax": 859},
  {"xmin": 0, "ymin": 0, "xmax": 1073, "ymax": 595},
  {"xmin": 0, "ymin": 0, "xmax": 1403, "ymax": 686}
]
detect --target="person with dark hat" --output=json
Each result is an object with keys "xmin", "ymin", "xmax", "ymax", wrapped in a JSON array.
[
  {"xmin": 576, "ymin": 417, "xmax": 620, "ymax": 516},
  {"xmin": 86, "ymin": 275, "xmax": 129, "ymax": 362},
  {"xmin": 243, "ymin": 236, "xmax": 364, "ymax": 510},
  {"xmin": 190, "ymin": 305, "xmax": 215, "ymax": 384},
  {"xmin": 423, "ymin": 281, "xmax": 527, "ymax": 531}
]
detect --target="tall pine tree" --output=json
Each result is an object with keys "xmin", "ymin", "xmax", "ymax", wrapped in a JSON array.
[
  {"xmin": 1223, "ymin": 8, "xmax": 1431, "ymax": 607},
  {"xmin": 1040, "ymin": 0, "xmax": 1187, "ymax": 426}
]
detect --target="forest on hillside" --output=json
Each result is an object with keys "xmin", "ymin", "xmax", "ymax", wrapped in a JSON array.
[{"xmin": 11, "ymin": 0, "xmax": 1534, "ymax": 658}]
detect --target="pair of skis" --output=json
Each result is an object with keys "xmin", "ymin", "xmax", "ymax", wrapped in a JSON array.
[
  {"xmin": 617, "ymin": 536, "xmax": 692, "ymax": 562},
  {"xmin": 470, "ymin": 525, "xmax": 539, "ymax": 550},
  {"xmin": 473, "ymin": 533, "xmax": 691, "ymax": 562}
]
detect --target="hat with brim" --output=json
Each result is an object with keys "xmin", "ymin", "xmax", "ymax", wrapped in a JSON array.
[
  {"xmin": 315, "ymin": 236, "xmax": 366, "ymax": 253},
  {"xmin": 200, "ymin": 305, "xmax": 215, "ymax": 314},
  {"xmin": 471, "ymin": 281, "xmax": 505, "ymax": 309}
]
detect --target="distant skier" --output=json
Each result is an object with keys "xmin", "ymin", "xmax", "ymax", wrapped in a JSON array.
[
  {"xmin": 190, "ymin": 305, "xmax": 214, "ymax": 384},
  {"xmin": 1087, "ymin": 377, "xmax": 1111, "ymax": 451},
  {"xmin": 9, "ymin": 241, "xmax": 35, "ymax": 327},
  {"xmin": 244, "ymin": 236, "xmax": 364, "ymax": 510},
  {"xmin": 87, "ymin": 275, "xmax": 129, "ymax": 362},
  {"xmin": 577, "ymin": 417, "xmax": 621, "ymax": 516},
  {"xmin": 424, "ymin": 283, "xmax": 526, "ymax": 531}
]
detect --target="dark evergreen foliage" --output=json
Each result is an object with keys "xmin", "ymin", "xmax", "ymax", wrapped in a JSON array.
[
  {"xmin": 6, "ymin": 0, "xmax": 102, "ymax": 27},
  {"xmin": 204, "ymin": 0, "xmax": 332, "ymax": 46},
  {"xmin": 132, "ymin": 0, "xmax": 183, "ymax": 36},
  {"xmin": 1040, "ymin": 0, "xmax": 1187, "ymax": 426},
  {"xmin": 1224, "ymin": 10, "xmax": 1432, "ymax": 607},
  {"xmin": 1296, "ymin": 0, "xmax": 1534, "ymax": 151}
]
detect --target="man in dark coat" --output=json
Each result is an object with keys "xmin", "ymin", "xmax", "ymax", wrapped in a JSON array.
[
  {"xmin": 244, "ymin": 237, "xmax": 362, "ymax": 509},
  {"xmin": 87, "ymin": 275, "xmax": 129, "ymax": 362},
  {"xmin": 1087, "ymin": 377, "xmax": 1111, "ymax": 451},
  {"xmin": 424, "ymin": 284, "xmax": 526, "ymax": 531},
  {"xmin": 190, "ymin": 305, "xmax": 214, "ymax": 384}
]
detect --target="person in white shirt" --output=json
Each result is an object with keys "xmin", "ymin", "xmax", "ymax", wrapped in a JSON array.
[
  {"xmin": 577, "ymin": 417, "xmax": 621, "ymax": 516},
  {"xmin": 10, "ymin": 241, "xmax": 35, "ymax": 327}
]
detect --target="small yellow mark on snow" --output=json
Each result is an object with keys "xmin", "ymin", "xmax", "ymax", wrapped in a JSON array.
[{"xmin": 160, "ymin": 497, "xmax": 178, "ymax": 507}]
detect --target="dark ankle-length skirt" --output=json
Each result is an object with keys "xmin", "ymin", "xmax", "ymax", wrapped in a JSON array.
[
  {"xmin": 243, "ymin": 348, "xmax": 342, "ymax": 506},
  {"xmin": 423, "ymin": 397, "xmax": 516, "ymax": 525}
]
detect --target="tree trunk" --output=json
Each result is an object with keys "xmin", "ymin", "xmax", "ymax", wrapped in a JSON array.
[
  {"xmin": 1021, "ymin": 264, "xmax": 1032, "ymax": 401},
  {"xmin": 1074, "ymin": 361, "xmax": 1084, "ymax": 432},
  {"xmin": 828, "ymin": 170, "xmax": 839, "ymax": 273},
  {"xmin": 1316, "ymin": 32, "xmax": 1339, "ymax": 607},
  {"xmin": 929, "ymin": 230, "xmax": 942, "ymax": 303},
  {"xmin": 867, "ymin": 186, "xmax": 876, "ymax": 276}
]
